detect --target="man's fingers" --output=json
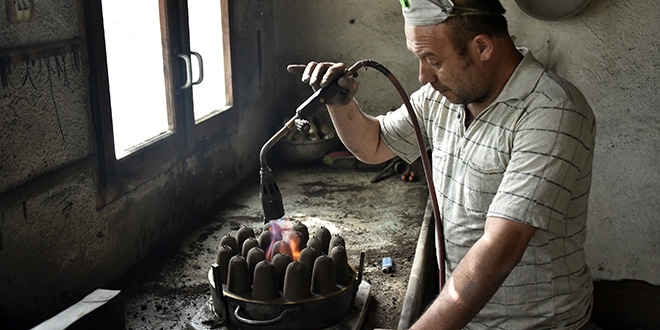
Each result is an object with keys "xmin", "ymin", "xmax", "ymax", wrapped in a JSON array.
[
  {"xmin": 337, "ymin": 76, "xmax": 352, "ymax": 89},
  {"xmin": 310, "ymin": 62, "xmax": 329, "ymax": 89},
  {"xmin": 322, "ymin": 62, "xmax": 347, "ymax": 87},
  {"xmin": 286, "ymin": 64, "xmax": 306, "ymax": 74},
  {"xmin": 286, "ymin": 62, "xmax": 319, "ymax": 85},
  {"xmin": 286, "ymin": 61, "xmax": 348, "ymax": 92}
]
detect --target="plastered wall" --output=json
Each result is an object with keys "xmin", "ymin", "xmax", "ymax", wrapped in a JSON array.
[
  {"xmin": 501, "ymin": 0, "xmax": 660, "ymax": 285},
  {"xmin": 0, "ymin": 0, "xmax": 88, "ymax": 193},
  {"xmin": 273, "ymin": 0, "xmax": 420, "ymax": 118},
  {"xmin": 273, "ymin": 0, "xmax": 660, "ymax": 286}
]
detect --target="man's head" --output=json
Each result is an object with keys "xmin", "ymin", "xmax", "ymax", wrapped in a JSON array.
[
  {"xmin": 402, "ymin": 0, "xmax": 509, "ymax": 55},
  {"xmin": 402, "ymin": 0, "xmax": 518, "ymax": 106}
]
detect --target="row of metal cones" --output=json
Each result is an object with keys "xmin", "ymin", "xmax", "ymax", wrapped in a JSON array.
[{"xmin": 213, "ymin": 223, "xmax": 353, "ymax": 301}]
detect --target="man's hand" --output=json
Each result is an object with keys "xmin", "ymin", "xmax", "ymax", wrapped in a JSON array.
[
  {"xmin": 287, "ymin": 61, "xmax": 359, "ymax": 107},
  {"xmin": 286, "ymin": 61, "xmax": 396, "ymax": 164}
]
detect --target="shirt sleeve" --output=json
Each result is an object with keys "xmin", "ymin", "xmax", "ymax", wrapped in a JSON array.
[{"xmin": 377, "ymin": 85, "xmax": 432, "ymax": 164}]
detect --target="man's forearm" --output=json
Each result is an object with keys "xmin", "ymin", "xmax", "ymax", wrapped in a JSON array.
[
  {"xmin": 410, "ymin": 217, "xmax": 536, "ymax": 330},
  {"xmin": 327, "ymin": 100, "xmax": 395, "ymax": 164},
  {"xmin": 410, "ymin": 241, "xmax": 511, "ymax": 329}
]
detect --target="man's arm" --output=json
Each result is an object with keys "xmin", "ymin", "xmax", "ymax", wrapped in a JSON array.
[
  {"xmin": 325, "ymin": 100, "xmax": 396, "ymax": 164},
  {"xmin": 410, "ymin": 216, "xmax": 537, "ymax": 330}
]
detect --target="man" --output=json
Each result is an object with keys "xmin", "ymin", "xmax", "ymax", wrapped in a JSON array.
[{"xmin": 288, "ymin": 0, "xmax": 596, "ymax": 329}]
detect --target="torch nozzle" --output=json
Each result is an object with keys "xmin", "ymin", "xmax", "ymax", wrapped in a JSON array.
[{"xmin": 260, "ymin": 167, "xmax": 285, "ymax": 222}]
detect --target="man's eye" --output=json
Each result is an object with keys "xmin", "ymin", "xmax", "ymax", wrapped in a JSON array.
[{"xmin": 425, "ymin": 57, "xmax": 440, "ymax": 67}]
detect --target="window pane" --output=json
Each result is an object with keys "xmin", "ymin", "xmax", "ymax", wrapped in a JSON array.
[
  {"xmin": 102, "ymin": 1, "xmax": 169, "ymax": 159},
  {"xmin": 188, "ymin": 0, "xmax": 228, "ymax": 121}
]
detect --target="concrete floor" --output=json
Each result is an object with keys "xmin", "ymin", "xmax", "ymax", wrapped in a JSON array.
[{"xmin": 115, "ymin": 160, "xmax": 430, "ymax": 330}]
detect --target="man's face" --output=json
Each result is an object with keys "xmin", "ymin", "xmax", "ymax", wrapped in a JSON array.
[{"xmin": 405, "ymin": 23, "xmax": 488, "ymax": 105}]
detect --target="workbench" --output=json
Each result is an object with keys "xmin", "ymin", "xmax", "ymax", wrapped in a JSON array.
[{"xmin": 118, "ymin": 163, "xmax": 429, "ymax": 330}]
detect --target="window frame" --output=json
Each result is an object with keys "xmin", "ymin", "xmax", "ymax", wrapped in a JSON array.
[{"xmin": 83, "ymin": 0, "xmax": 235, "ymax": 207}]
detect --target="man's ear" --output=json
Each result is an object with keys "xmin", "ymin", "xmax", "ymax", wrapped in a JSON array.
[{"xmin": 471, "ymin": 34, "xmax": 494, "ymax": 61}]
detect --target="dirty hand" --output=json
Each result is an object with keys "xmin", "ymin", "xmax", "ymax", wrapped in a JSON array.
[{"xmin": 287, "ymin": 61, "xmax": 359, "ymax": 107}]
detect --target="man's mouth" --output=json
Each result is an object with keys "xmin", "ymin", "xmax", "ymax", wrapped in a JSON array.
[
  {"xmin": 435, "ymin": 85, "xmax": 450, "ymax": 94},
  {"xmin": 431, "ymin": 82, "xmax": 449, "ymax": 93}
]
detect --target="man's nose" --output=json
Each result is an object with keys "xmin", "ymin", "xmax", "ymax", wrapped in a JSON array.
[{"xmin": 418, "ymin": 60, "xmax": 436, "ymax": 85}]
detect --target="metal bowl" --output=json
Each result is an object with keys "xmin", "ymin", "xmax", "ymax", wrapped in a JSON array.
[
  {"xmin": 515, "ymin": 0, "xmax": 590, "ymax": 20},
  {"xmin": 273, "ymin": 136, "xmax": 344, "ymax": 164}
]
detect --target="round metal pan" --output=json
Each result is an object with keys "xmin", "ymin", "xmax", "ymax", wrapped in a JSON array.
[
  {"xmin": 515, "ymin": 0, "xmax": 590, "ymax": 20},
  {"xmin": 209, "ymin": 264, "xmax": 360, "ymax": 330}
]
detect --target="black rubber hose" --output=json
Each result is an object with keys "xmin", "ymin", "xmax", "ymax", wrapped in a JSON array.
[{"xmin": 352, "ymin": 59, "xmax": 446, "ymax": 289}]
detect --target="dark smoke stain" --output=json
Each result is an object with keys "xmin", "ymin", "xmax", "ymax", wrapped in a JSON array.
[
  {"xmin": 218, "ymin": 202, "xmax": 250, "ymax": 211},
  {"xmin": 300, "ymin": 181, "xmax": 330, "ymax": 187},
  {"xmin": 300, "ymin": 181, "xmax": 366, "ymax": 198}
]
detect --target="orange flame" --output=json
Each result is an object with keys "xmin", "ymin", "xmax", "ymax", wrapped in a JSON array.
[
  {"xmin": 264, "ymin": 217, "xmax": 303, "ymax": 262},
  {"xmin": 289, "ymin": 232, "xmax": 301, "ymax": 261}
]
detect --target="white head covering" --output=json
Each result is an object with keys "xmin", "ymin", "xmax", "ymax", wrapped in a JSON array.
[
  {"xmin": 400, "ymin": 0, "xmax": 504, "ymax": 26},
  {"xmin": 400, "ymin": 0, "xmax": 455, "ymax": 26}
]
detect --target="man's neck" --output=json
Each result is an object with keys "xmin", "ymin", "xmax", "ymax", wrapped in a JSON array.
[{"xmin": 466, "ymin": 46, "xmax": 524, "ymax": 121}]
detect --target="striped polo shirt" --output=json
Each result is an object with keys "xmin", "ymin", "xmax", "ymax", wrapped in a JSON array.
[{"xmin": 378, "ymin": 49, "xmax": 596, "ymax": 329}]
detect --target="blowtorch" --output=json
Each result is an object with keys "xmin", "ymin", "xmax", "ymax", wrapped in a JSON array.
[{"xmin": 259, "ymin": 65, "xmax": 359, "ymax": 222}]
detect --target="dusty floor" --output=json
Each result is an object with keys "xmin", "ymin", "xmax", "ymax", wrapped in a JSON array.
[{"xmin": 114, "ymin": 161, "xmax": 430, "ymax": 330}]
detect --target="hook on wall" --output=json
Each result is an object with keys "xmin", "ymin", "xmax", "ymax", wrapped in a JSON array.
[{"xmin": 0, "ymin": 37, "xmax": 83, "ymax": 90}]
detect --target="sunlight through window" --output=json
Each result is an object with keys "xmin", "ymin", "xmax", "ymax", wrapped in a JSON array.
[{"xmin": 102, "ymin": 1, "xmax": 169, "ymax": 159}]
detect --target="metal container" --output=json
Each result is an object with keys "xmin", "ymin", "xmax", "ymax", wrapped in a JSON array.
[
  {"xmin": 273, "ymin": 136, "xmax": 344, "ymax": 164},
  {"xmin": 515, "ymin": 0, "xmax": 590, "ymax": 20},
  {"xmin": 209, "ymin": 263, "xmax": 361, "ymax": 330}
]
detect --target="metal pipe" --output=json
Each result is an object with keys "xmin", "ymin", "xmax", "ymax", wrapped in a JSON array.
[
  {"xmin": 259, "ymin": 116, "xmax": 298, "ymax": 170},
  {"xmin": 398, "ymin": 199, "xmax": 436, "ymax": 330},
  {"xmin": 259, "ymin": 116, "xmax": 298, "ymax": 222}
]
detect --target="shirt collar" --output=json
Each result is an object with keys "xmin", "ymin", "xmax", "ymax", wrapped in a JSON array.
[{"xmin": 492, "ymin": 48, "xmax": 546, "ymax": 104}]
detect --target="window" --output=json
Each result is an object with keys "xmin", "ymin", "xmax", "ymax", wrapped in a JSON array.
[
  {"xmin": 84, "ymin": 0, "xmax": 234, "ymax": 205},
  {"xmin": 102, "ymin": 1, "xmax": 170, "ymax": 159}
]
